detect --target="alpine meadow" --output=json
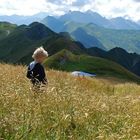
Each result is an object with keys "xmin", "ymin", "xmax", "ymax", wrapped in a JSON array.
[
  {"xmin": 0, "ymin": 63, "xmax": 140, "ymax": 139},
  {"xmin": 1, "ymin": 0, "xmax": 140, "ymax": 139}
]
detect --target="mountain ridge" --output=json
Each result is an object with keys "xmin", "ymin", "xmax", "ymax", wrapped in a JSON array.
[
  {"xmin": 41, "ymin": 14, "xmax": 140, "ymax": 53},
  {"xmin": 44, "ymin": 49, "xmax": 140, "ymax": 82},
  {"xmin": 87, "ymin": 47, "xmax": 140, "ymax": 76},
  {"xmin": 58, "ymin": 11, "xmax": 140, "ymax": 30},
  {"xmin": 1, "ymin": 22, "xmax": 140, "ymax": 82},
  {"xmin": 1, "ymin": 11, "xmax": 140, "ymax": 30}
]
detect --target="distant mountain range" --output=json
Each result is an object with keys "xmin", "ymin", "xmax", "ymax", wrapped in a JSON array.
[
  {"xmin": 41, "ymin": 15, "xmax": 140, "ymax": 53},
  {"xmin": 1, "ymin": 9, "xmax": 140, "ymax": 81},
  {"xmin": 58, "ymin": 11, "xmax": 140, "ymax": 30},
  {"xmin": 42, "ymin": 16, "xmax": 64, "ymax": 33},
  {"xmin": 1, "ymin": 22, "xmax": 140, "ymax": 82},
  {"xmin": 1, "ymin": 11, "xmax": 140, "ymax": 30},
  {"xmin": 0, "ymin": 12, "xmax": 48, "ymax": 25},
  {"xmin": 110, "ymin": 17, "xmax": 140, "ymax": 30},
  {"xmin": 1, "ymin": 11, "xmax": 140, "ymax": 53},
  {"xmin": 0, "ymin": 22, "xmax": 87, "ymax": 64}
]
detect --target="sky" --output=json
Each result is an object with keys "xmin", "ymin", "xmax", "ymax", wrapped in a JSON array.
[{"xmin": 0, "ymin": 0, "xmax": 140, "ymax": 21}]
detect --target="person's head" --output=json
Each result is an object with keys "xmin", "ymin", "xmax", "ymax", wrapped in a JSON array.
[{"xmin": 32, "ymin": 46, "xmax": 48, "ymax": 63}]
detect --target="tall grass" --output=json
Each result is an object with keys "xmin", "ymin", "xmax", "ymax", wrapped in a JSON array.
[{"xmin": 0, "ymin": 63, "xmax": 140, "ymax": 139}]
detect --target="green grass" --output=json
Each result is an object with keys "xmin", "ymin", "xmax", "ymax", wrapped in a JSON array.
[
  {"xmin": 0, "ymin": 22, "xmax": 17, "ymax": 41},
  {"xmin": 44, "ymin": 37, "xmax": 86, "ymax": 55},
  {"xmin": 44, "ymin": 49, "xmax": 140, "ymax": 83},
  {"xmin": 0, "ymin": 63, "xmax": 140, "ymax": 139}
]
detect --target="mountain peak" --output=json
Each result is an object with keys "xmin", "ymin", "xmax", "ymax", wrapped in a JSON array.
[
  {"xmin": 29, "ymin": 22, "xmax": 44, "ymax": 27},
  {"xmin": 86, "ymin": 10, "xmax": 93, "ymax": 14},
  {"xmin": 110, "ymin": 17, "xmax": 140, "ymax": 30},
  {"xmin": 68, "ymin": 10, "xmax": 83, "ymax": 14},
  {"xmin": 28, "ymin": 22, "xmax": 54, "ymax": 32},
  {"xmin": 0, "ymin": 21, "xmax": 17, "ymax": 27},
  {"xmin": 109, "ymin": 47, "xmax": 127, "ymax": 54},
  {"xmin": 27, "ymin": 22, "xmax": 55, "ymax": 40},
  {"xmin": 85, "ymin": 10, "xmax": 102, "ymax": 17}
]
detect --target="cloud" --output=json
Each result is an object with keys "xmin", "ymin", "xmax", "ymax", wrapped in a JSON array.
[
  {"xmin": 111, "ymin": 8, "xmax": 126, "ymax": 14},
  {"xmin": 0, "ymin": 0, "xmax": 47, "ymax": 15},
  {"xmin": 46, "ymin": 0, "xmax": 76, "ymax": 5},
  {"xmin": 72, "ymin": 0, "xmax": 91, "ymax": 6},
  {"xmin": 84, "ymin": 0, "xmax": 140, "ymax": 21},
  {"xmin": 46, "ymin": 0, "xmax": 63, "ymax": 4}
]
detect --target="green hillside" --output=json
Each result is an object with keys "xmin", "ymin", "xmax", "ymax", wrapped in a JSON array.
[
  {"xmin": 87, "ymin": 47, "xmax": 140, "ymax": 77},
  {"xmin": 62, "ymin": 21, "xmax": 86, "ymax": 33},
  {"xmin": 44, "ymin": 49, "xmax": 140, "ymax": 83},
  {"xmin": 0, "ymin": 22, "xmax": 17, "ymax": 40},
  {"xmin": 71, "ymin": 28, "xmax": 105, "ymax": 49},
  {"xmin": 61, "ymin": 22, "xmax": 140, "ymax": 53},
  {"xmin": 0, "ymin": 22, "xmax": 57, "ymax": 63},
  {"xmin": 0, "ymin": 22, "xmax": 88, "ymax": 64},
  {"xmin": 84, "ymin": 24, "xmax": 140, "ymax": 52},
  {"xmin": 43, "ymin": 37, "xmax": 86, "ymax": 55},
  {"xmin": 0, "ymin": 22, "xmax": 140, "ymax": 82}
]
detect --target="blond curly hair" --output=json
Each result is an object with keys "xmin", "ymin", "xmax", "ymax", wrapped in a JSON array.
[{"xmin": 32, "ymin": 46, "xmax": 48, "ymax": 60}]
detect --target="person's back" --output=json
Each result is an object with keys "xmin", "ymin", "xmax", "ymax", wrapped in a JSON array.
[
  {"xmin": 27, "ymin": 61, "xmax": 47, "ymax": 85},
  {"xmin": 26, "ymin": 46, "xmax": 48, "ymax": 89}
]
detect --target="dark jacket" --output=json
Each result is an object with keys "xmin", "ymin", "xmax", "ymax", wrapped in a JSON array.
[{"xmin": 27, "ymin": 61, "xmax": 47, "ymax": 85}]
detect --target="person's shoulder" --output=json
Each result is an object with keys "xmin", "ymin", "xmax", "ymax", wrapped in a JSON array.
[
  {"xmin": 35, "ymin": 63, "xmax": 44, "ymax": 68},
  {"xmin": 28, "ymin": 61, "xmax": 37, "ymax": 70}
]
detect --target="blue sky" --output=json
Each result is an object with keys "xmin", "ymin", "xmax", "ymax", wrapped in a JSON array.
[{"xmin": 0, "ymin": 0, "xmax": 140, "ymax": 21}]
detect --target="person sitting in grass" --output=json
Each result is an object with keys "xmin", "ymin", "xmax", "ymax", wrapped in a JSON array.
[{"xmin": 26, "ymin": 46, "xmax": 48, "ymax": 89}]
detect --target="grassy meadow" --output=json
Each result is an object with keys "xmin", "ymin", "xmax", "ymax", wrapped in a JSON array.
[{"xmin": 0, "ymin": 63, "xmax": 140, "ymax": 139}]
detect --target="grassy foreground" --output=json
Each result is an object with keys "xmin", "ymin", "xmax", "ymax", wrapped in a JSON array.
[{"xmin": 0, "ymin": 63, "xmax": 140, "ymax": 140}]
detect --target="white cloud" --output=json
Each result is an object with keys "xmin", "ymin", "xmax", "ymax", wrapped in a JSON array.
[
  {"xmin": 72, "ymin": 0, "xmax": 91, "ymax": 6},
  {"xmin": 0, "ymin": 0, "xmax": 139, "ymax": 21},
  {"xmin": 79, "ymin": 0, "xmax": 140, "ymax": 21},
  {"xmin": 0, "ymin": 0, "xmax": 46, "ymax": 15}
]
